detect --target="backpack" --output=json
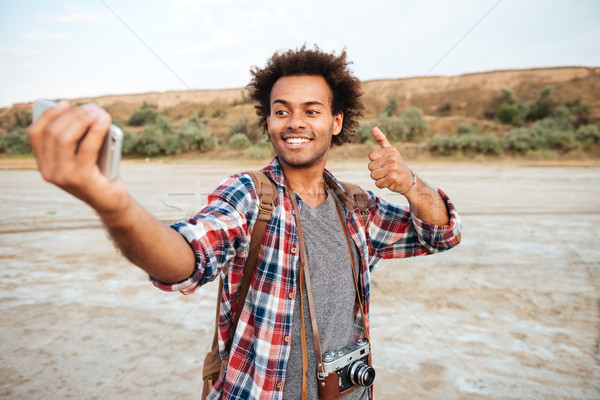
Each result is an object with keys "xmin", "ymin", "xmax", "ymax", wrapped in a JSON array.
[{"xmin": 201, "ymin": 171, "xmax": 368, "ymax": 398}]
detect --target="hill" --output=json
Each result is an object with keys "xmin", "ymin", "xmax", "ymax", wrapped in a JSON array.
[
  {"xmin": 1, "ymin": 66, "xmax": 599, "ymax": 160},
  {"xmin": 3, "ymin": 66, "xmax": 599, "ymax": 126}
]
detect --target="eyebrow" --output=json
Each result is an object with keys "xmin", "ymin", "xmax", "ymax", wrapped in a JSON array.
[{"xmin": 272, "ymin": 99, "xmax": 325, "ymax": 107}]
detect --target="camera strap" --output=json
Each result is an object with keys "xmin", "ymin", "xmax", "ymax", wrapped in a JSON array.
[
  {"xmin": 288, "ymin": 186, "xmax": 322, "ymax": 400},
  {"xmin": 288, "ymin": 180, "xmax": 370, "ymax": 400}
]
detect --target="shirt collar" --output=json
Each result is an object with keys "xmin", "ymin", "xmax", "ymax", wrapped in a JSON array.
[{"xmin": 260, "ymin": 157, "xmax": 357, "ymax": 211}]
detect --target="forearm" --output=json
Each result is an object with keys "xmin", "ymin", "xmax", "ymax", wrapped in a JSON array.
[
  {"xmin": 99, "ymin": 195, "xmax": 196, "ymax": 284},
  {"xmin": 404, "ymin": 176, "xmax": 450, "ymax": 226}
]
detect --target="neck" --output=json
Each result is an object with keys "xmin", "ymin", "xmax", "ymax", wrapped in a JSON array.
[{"xmin": 280, "ymin": 160, "xmax": 328, "ymax": 208}]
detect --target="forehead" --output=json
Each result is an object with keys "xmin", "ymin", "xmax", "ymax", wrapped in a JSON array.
[{"xmin": 270, "ymin": 75, "xmax": 333, "ymax": 106}]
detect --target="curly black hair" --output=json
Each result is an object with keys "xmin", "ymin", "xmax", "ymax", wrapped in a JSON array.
[{"xmin": 247, "ymin": 45, "xmax": 364, "ymax": 146}]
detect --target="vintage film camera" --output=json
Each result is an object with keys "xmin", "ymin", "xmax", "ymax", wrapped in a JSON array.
[{"xmin": 319, "ymin": 339, "xmax": 375, "ymax": 398}]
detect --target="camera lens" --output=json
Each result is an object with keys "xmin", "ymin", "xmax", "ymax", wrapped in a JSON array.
[{"xmin": 348, "ymin": 361, "xmax": 376, "ymax": 387}]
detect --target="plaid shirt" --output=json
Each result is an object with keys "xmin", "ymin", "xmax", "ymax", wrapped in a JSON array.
[{"xmin": 152, "ymin": 157, "xmax": 462, "ymax": 399}]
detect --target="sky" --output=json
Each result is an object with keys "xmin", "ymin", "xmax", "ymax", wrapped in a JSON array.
[{"xmin": 1, "ymin": 0, "xmax": 599, "ymax": 108}]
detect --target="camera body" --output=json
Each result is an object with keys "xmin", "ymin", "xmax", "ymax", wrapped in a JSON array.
[{"xmin": 321, "ymin": 339, "xmax": 375, "ymax": 393}]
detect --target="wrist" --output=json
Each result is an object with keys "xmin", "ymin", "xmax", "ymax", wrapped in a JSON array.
[{"xmin": 399, "ymin": 170, "xmax": 416, "ymax": 196}]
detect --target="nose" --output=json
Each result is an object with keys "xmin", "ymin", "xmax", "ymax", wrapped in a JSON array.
[{"xmin": 286, "ymin": 111, "xmax": 306, "ymax": 131}]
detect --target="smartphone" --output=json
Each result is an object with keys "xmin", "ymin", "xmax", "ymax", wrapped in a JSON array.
[{"xmin": 33, "ymin": 99, "xmax": 123, "ymax": 181}]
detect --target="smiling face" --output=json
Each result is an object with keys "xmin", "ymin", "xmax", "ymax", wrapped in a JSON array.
[{"xmin": 266, "ymin": 75, "xmax": 343, "ymax": 171}]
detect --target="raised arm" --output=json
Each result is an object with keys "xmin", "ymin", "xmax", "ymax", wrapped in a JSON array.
[
  {"xmin": 367, "ymin": 127, "xmax": 450, "ymax": 226},
  {"xmin": 27, "ymin": 101, "xmax": 195, "ymax": 283}
]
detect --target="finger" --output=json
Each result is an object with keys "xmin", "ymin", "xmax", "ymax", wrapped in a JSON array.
[
  {"xmin": 369, "ymin": 165, "xmax": 388, "ymax": 182},
  {"xmin": 371, "ymin": 127, "xmax": 392, "ymax": 148},
  {"xmin": 76, "ymin": 106, "xmax": 111, "ymax": 167},
  {"xmin": 27, "ymin": 101, "xmax": 70, "ymax": 167},
  {"xmin": 46, "ymin": 106, "xmax": 101, "ymax": 183}
]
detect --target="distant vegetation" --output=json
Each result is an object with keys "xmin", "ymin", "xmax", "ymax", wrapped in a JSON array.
[{"xmin": 1, "ymin": 83, "xmax": 598, "ymax": 160}]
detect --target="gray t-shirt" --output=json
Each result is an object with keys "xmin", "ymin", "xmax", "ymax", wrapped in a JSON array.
[{"xmin": 283, "ymin": 189, "xmax": 368, "ymax": 399}]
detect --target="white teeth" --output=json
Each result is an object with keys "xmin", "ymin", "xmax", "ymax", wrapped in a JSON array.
[{"xmin": 285, "ymin": 138, "xmax": 310, "ymax": 145}]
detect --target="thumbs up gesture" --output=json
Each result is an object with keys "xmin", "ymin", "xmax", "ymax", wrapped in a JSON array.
[{"xmin": 368, "ymin": 127, "xmax": 416, "ymax": 195}]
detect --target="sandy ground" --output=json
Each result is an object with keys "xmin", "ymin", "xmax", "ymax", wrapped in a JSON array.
[{"xmin": 0, "ymin": 159, "xmax": 599, "ymax": 400}]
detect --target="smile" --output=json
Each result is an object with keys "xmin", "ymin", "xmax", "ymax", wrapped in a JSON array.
[{"xmin": 285, "ymin": 137, "xmax": 311, "ymax": 145}]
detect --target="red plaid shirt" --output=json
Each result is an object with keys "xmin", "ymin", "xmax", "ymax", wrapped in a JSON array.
[{"xmin": 152, "ymin": 157, "xmax": 462, "ymax": 399}]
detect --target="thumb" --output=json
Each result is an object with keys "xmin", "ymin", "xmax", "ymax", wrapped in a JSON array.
[{"xmin": 371, "ymin": 127, "xmax": 391, "ymax": 148}]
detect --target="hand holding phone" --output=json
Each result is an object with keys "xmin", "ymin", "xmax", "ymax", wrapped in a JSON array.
[{"xmin": 32, "ymin": 99, "xmax": 123, "ymax": 181}]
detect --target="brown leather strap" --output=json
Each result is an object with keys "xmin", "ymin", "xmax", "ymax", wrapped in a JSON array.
[
  {"xmin": 332, "ymin": 191, "xmax": 370, "ymax": 342},
  {"xmin": 231, "ymin": 172, "xmax": 275, "ymax": 330},
  {"xmin": 288, "ymin": 188, "xmax": 324, "ymax": 400},
  {"xmin": 337, "ymin": 180, "xmax": 369, "ymax": 226},
  {"xmin": 211, "ymin": 171, "xmax": 276, "ymax": 357}
]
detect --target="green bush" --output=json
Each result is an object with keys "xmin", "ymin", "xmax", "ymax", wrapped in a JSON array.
[
  {"xmin": 121, "ymin": 130, "xmax": 139, "ymax": 155},
  {"xmin": 0, "ymin": 128, "xmax": 31, "ymax": 154},
  {"xmin": 532, "ymin": 117, "xmax": 576, "ymax": 151},
  {"xmin": 496, "ymin": 103, "xmax": 521, "ymax": 124},
  {"xmin": 136, "ymin": 123, "xmax": 179, "ymax": 157},
  {"xmin": 575, "ymin": 125, "xmax": 600, "ymax": 146},
  {"xmin": 129, "ymin": 104, "xmax": 159, "ymax": 126},
  {"xmin": 243, "ymin": 139, "xmax": 275, "ymax": 159},
  {"xmin": 229, "ymin": 133, "xmax": 251, "ymax": 150},
  {"xmin": 229, "ymin": 118, "xmax": 248, "ymax": 136},
  {"xmin": 382, "ymin": 95, "xmax": 399, "ymax": 117},
  {"xmin": 527, "ymin": 86, "xmax": 556, "ymax": 121},
  {"xmin": 13, "ymin": 111, "xmax": 32, "ymax": 128},
  {"xmin": 503, "ymin": 127, "xmax": 539, "ymax": 153},
  {"xmin": 426, "ymin": 135, "xmax": 458, "ymax": 156},
  {"xmin": 456, "ymin": 123, "xmax": 478, "ymax": 136},
  {"xmin": 399, "ymin": 106, "xmax": 429, "ymax": 141},
  {"xmin": 355, "ymin": 123, "xmax": 373, "ymax": 143},
  {"xmin": 376, "ymin": 106, "xmax": 428, "ymax": 143},
  {"xmin": 377, "ymin": 116, "xmax": 407, "ymax": 142},
  {"xmin": 179, "ymin": 116, "xmax": 217, "ymax": 153}
]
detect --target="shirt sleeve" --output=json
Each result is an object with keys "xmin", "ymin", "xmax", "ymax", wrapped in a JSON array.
[
  {"xmin": 366, "ymin": 188, "xmax": 462, "ymax": 260},
  {"xmin": 149, "ymin": 174, "xmax": 259, "ymax": 295}
]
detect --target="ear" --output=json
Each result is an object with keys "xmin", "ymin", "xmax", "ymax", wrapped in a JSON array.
[{"xmin": 332, "ymin": 112, "xmax": 343, "ymax": 136}]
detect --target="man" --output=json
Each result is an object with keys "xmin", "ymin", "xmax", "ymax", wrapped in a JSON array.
[{"xmin": 28, "ymin": 46, "xmax": 461, "ymax": 399}]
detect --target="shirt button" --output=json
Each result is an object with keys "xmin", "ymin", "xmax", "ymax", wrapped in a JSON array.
[
  {"xmin": 276, "ymin": 382, "xmax": 283, "ymax": 389},
  {"xmin": 284, "ymin": 336, "xmax": 290, "ymax": 342},
  {"xmin": 291, "ymin": 247, "xmax": 297, "ymax": 254},
  {"xmin": 288, "ymin": 292, "xmax": 294, "ymax": 299}
]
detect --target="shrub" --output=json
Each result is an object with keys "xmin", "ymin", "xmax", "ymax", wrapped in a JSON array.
[
  {"xmin": 503, "ymin": 127, "xmax": 538, "ymax": 153},
  {"xmin": 121, "ymin": 130, "xmax": 140, "ymax": 155},
  {"xmin": 229, "ymin": 133, "xmax": 251, "ymax": 150},
  {"xmin": 382, "ymin": 95, "xmax": 399, "ymax": 117},
  {"xmin": 129, "ymin": 104, "xmax": 159, "ymax": 126},
  {"xmin": 426, "ymin": 134, "xmax": 458, "ymax": 156},
  {"xmin": 575, "ymin": 125, "xmax": 600, "ymax": 146},
  {"xmin": 243, "ymin": 139, "xmax": 275, "ymax": 159},
  {"xmin": 13, "ymin": 111, "xmax": 32, "ymax": 128},
  {"xmin": 355, "ymin": 123, "xmax": 373, "ymax": 143},
  {"xmin": 0, "ymin": 128, "xmax": 31, "ymax": 154},
  {"xmin": 229, "ymin": 118, "xmax": 248, "ymax": 136},
  {"xmin": 179, "ymin": 116, "xmax": 217, "ymax": 153},
  {"xmin": 456, "ymin": 123, "xmax": 478, "ymax": 136},
  {"xmin": 399, "ymin": 106, "xmax": 429, "ymax": 142},
  {"xmin": 454, "ymin": 134, "xmax": 502, "ymax": 156},
  {"xmin": 376, "ymin": 106, "xmax": 428, "ymax": 143},
  {"xmin": 527, "ymin": 86, "xmax": 556, "ymax": 121},
  {"xmin": 136, "ymin": 123, "xmax": 179, "ymax": 157},
  {"xmin": 496, "ymin": 103, "xmax": 521, "ymax": 124},
  {"xmin": 377, "ymin": 116, "xmax": 407, "ymax": 142}
]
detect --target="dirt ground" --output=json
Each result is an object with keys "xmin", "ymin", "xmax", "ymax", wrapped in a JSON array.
[{"xmin": 0, "ymin": 159, "xmax": 599, "ymax": 399}]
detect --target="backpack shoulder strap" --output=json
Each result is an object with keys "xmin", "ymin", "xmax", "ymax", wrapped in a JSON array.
[
  {"xmin": 209, "ymin": 171, "xmax": 276, "ymax": 350},
  {"xmin": 234, "ymin": 171, "xmax": 276, "ymax": 320},
  {"xmin": 338, "ymin": 181, "xmax": 369, "ymax": 226}
]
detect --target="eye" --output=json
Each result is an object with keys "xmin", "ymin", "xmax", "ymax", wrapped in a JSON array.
[{"xmin": 306, "ymin": 110, "xmax": 320, "ymax": 116}]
